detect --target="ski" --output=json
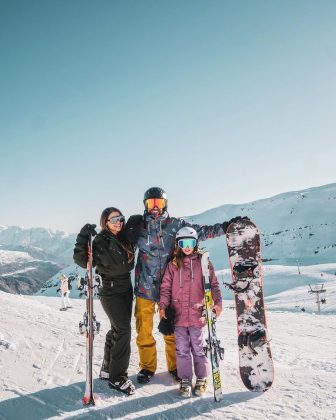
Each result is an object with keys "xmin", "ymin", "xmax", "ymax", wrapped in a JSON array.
[
  {"xmin": 226, "ymin": 218, "xmax": 274, "ymax": 392},
  {"xmin": 201, "ymin": 252, "xmax": 224, "ymax": 402},
  {"xmin": 79, "ymin": 234, "xmax": 100, "ymax": 405}
]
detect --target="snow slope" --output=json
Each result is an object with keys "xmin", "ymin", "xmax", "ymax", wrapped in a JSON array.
[
  {"xmin": 211, "ymin": 262, "xmax": 336, "ymax": 300},
  {"xmin": 188, "ymin": 183, "xmax": 336, "ymax": 268},
  {"xmin": 0, "ymin": 291, "xmax": 335, "ymax": 419}
]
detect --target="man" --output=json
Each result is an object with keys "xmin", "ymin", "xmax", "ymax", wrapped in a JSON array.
[{"xmin": 126, "ymin": 187, "xmax": 232, "ymax": 384}]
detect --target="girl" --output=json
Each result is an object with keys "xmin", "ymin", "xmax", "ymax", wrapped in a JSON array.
[
  {"xmin": 159, "ymin": 227, "xmax": 222, "ymax": 397},
  {"xmin": 73, "ymin": 207, "xmax": 135, "ymax": 396}
]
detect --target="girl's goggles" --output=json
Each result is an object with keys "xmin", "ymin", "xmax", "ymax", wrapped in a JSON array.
[
  {"xmin": 145, "ymin": 198, "xmax": 166, "ymax": 210},
  {"xmin": 177, "ymin": 238, "xmax": 197, "ymax": 249}
]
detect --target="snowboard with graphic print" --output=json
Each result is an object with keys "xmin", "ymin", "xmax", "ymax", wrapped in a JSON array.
[{"xmin": 226, "ymin": 218, "xmax": 274, "ymax": 392}]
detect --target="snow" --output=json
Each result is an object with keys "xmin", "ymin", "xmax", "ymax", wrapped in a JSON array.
[
  {"xmin": 188, "ymin": 182, "xmax": 336, "ymax": 268},
  {"xmin": 216, "ymin": 263, "xmax": 336, "ymax": 300},
  {"xmin": 0, "ymin": 291, "xmax": 335, "ymax": 419},
  {"xmin": 0, "ymin": 250, "xmax": 34, "ymax": 265}
]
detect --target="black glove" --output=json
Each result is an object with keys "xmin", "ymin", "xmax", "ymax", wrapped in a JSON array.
[
  {"xmin": 79, "ymin": 223, "xmax": 97, "ymax": 237},
  {"xmin": 222, "ymin": 216, "xmax": 251, "ymax": 233},
  {"xmin": 158, "ymin": 306, "xmax": 175, "ymax": 336}
]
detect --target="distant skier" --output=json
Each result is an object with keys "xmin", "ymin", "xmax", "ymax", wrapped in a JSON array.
[
  {"xmin": 59, "ymin": 274, "xmax": 71, "ymax": 310},
  {"xmin": 159, "ymin": 227, "xmax": 222, "ymax": 397}
]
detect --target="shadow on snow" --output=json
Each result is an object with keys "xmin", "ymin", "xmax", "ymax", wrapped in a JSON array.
[{"xmin": 0, "ymin": 373, "xmax": 260, "ymax": 420}]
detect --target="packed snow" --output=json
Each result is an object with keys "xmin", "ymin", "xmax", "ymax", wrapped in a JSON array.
[
  {"xmin": 0, "ymin": 250, "xmax": 34, "ymax": 265},
  {"xmin": 0, "ymin": 289, "xmax": 335, "ymax": 419}
]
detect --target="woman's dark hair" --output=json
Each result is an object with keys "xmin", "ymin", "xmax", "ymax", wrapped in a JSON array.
[
  {"xmin": 100, "ymin": 207, "xmax": 124, "ymax": 231},
  {"xmin": 99, "ymin": 207, "xmax": 134, "ymax": 263}
]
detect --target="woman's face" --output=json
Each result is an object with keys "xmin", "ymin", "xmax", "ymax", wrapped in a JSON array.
[{"xmin": 106, "ymin": 211, "xmax": 124, "ymax": 235}]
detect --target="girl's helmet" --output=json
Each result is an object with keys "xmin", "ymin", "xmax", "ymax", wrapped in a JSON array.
[{"xmin": 175, "ymin": 227, "xmax": 198, "ymax": 241}]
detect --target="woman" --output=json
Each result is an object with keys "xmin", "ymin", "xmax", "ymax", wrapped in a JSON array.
[{"xmin": 73, "ymin": 207, "xmax": 135, "ymax": 396}]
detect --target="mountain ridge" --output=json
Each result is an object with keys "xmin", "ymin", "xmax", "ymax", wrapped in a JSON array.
[{"xmin": 1, "ymin": 182, "xmax": 335, "ymax": 294}]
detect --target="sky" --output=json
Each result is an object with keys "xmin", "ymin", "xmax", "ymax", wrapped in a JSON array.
[{"xmin": 1, "ymin": 0, "xmax": 335, "ymax": 233}]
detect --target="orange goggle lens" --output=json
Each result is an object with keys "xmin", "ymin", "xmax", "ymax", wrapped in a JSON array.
[{"xmin": 145, "ymin": 198, "xmax": 166, "ymax": 210}]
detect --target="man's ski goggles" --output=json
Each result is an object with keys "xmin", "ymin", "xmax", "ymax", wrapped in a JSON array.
[
  {"xmin": 145, "ymin": 198, "xmax": 166, "ymax": 210},
  {"xmin": 107, "ymin": 215, "xmax": 125, "ymax": 224},
  {"xmin": 177, "ymin": 238, "xmax": 197, "ymax": 249}
]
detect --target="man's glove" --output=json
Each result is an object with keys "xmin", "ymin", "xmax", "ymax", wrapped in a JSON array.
[
  {"xmin": 222, "ymin": 216, "xmax": 251, "ymax": 233},
  {"xmin": 79, "ymin": 223, "xmax": 98, "ymax": 237}
]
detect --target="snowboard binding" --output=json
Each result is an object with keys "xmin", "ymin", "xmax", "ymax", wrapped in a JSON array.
[
  {"xmin": 238, "ymin": 329, "xmax": 267, "ymax": 355},
  {"xmin": 223, "ymin": 260, "xmax": 259, "ymax": 293}
]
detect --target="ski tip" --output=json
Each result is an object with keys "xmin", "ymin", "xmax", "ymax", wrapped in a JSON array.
[
  {"xmin": 214, "ymin": 391, "xmax": 224, "ymax": 402},
  {"xmin": 82, "ymin": 395, "xmax": 95, "ymax": 406}
]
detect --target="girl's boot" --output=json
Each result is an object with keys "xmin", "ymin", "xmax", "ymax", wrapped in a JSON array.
[
  {"xmin": 179, "ymin": 379, "xmax": 192, "ymax": 397},
  {"xmin": 194, "ymin": 378, "xmax": 207, "ymax": 396}
]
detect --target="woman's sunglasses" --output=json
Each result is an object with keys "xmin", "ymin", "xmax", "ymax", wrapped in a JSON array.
[{"xmin": 107, "ymin": 216, "xmax": 125, "ymax": 224}]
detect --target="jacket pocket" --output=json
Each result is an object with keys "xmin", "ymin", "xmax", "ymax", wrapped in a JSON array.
[
  {"xmin": 172, "ymin": 299, "xmax": 181, "ymax": 317},
  {"xmin": 191, "ymin": 302, "xmax": 205, "ymax": 323}
]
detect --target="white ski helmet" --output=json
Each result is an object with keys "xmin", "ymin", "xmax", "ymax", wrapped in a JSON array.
[{"xmin": 175, "ymin": 227, "xmax": 198, "ymax": 241}]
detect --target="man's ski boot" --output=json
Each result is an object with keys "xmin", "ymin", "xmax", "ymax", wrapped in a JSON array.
[
  {"xmin": 137, "ymin": 369, "xmax": 154, "ymax": 384},
  {"xmin": 99, "ymin": 360, "xmax": 109, "ymax": 380},
  {"xmin": 194, "ymin": 378, "xmax": 207, "ymax": 396},
  {"xmin": 109, "ymin": 376, "xmax": 135, "ymax": 396},
  {"xmin": 179, "ymin": 379, "xmax": 192, "ymax": 397},
  {"xmin": 169, "ymin": 369, "xmax": 181, "ymax": 383}
]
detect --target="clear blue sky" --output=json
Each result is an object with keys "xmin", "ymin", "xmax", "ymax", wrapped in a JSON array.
[{"xmin": 1, "ymin": 0, "xmax": 335, "ymax": 232}]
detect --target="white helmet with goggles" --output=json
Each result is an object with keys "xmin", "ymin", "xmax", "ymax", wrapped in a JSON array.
[{"xmin": 176, "ymin": 227, "xmax": 198, "ymax": 241}]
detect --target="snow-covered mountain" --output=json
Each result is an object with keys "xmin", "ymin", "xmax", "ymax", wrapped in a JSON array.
[
  {"xmin": 0, "ymin": 226, "xmax": 76, "ymax": 294},
  {"xmin": 0, "ymin": 290, "xmax": 334, "ymax": 419},
  {"xmin": 2, "ymin": 183, "xmax": 336, "ymax": 296},
  {"xmin": 0, "ymin": 225, "xmax": 76, "ymax": 264},
  {"xmin": 188, "ymin": 183, "xmax": 336, "ymax": 269},
  {"xmin": 0, "ymin": 250, "xmax": 61, "ymax": 294}
]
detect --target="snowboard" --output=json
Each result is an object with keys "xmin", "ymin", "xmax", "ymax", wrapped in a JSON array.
[
  {"xmin": 225, "ymin": 218, "xmax": 274, "ymax": 392},
  {"xmin": 201, "ymin": 252, "xmax": 225, "ymax": 402}
]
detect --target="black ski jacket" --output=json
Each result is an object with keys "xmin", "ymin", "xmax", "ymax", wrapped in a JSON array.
[{"xmin": 73, "ymin": 229, "xmax": 135, "ymax": 293}]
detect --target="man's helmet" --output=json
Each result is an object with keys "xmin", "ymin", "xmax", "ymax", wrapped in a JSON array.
[
  {"xmin": 143, "ymin": 187, "xmax": 167, "ymax": 201},
  {"xmin": 143, "ymin": 187, "xmax": 168, "ymax": 212},
  {"xmin": 175, "ymin": 227, "xmax": 198, "ymax": 241}
]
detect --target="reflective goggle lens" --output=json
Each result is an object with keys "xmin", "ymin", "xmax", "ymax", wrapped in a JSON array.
[
  {"xmin": 108, "ymin": 216, "xmax": 125, "ymax": 224},
  {"xmin": 145, "ymin": 198, "xmax": 166, "ymax": 209},
  {"xmin": 177, "ymin": 238, "xmax": 197, "ymax": 249}
]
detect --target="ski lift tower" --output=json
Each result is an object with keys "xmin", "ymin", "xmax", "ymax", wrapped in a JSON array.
[{"xmin": 308, "ymin": 284, "xmax": 326, "ymax": 314}]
